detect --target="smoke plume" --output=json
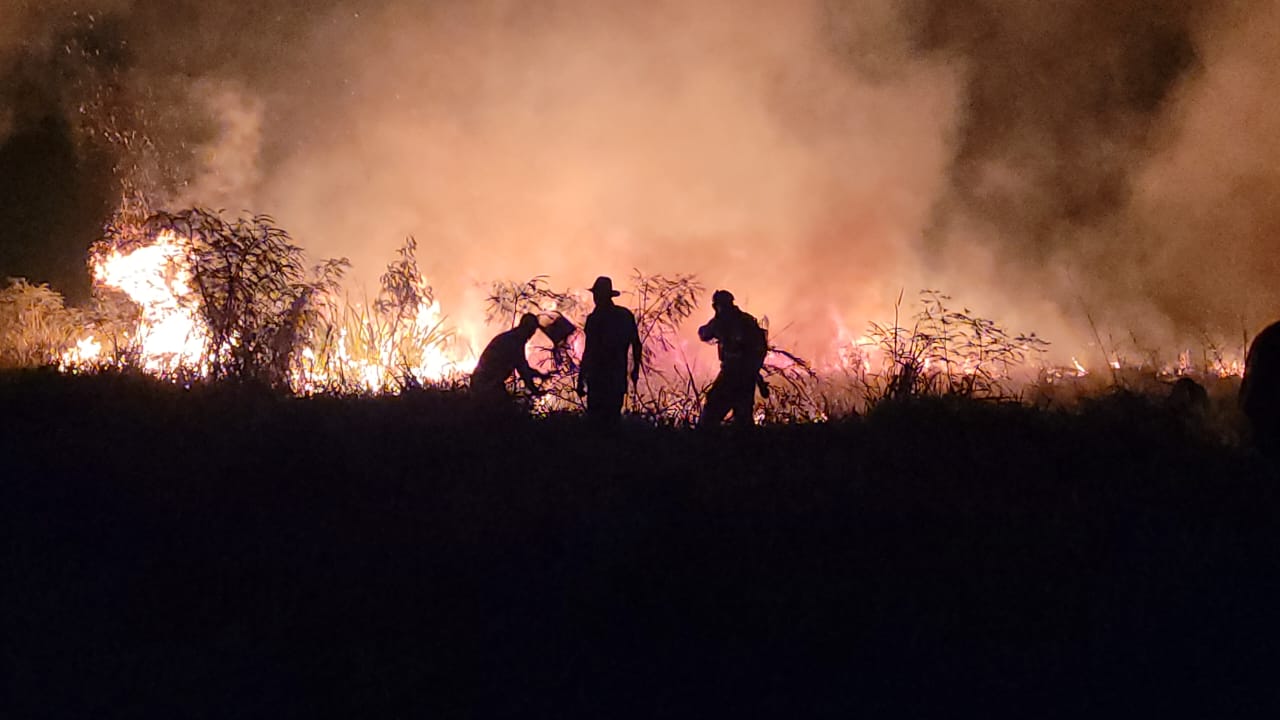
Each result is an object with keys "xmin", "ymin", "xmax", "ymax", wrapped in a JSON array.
[{"xmin": 2, "ymin": 0, "xmax": 1277, "ymax": 361}]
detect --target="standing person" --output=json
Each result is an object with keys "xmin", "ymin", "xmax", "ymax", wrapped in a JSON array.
[
  {"xmin": 470, "ymin": 313, "xmax": 549, "ymax": 405},
  {"xmin": 577, "ymin": 276, "xmax": 642, "ymax": 423},
  {"xmin": 1242, "ymin": 319, "xmax": 1280, "ymax": 456},
  {"xmin": 697, "ymin": 289, "xmax": 768, "ymax": 428}
]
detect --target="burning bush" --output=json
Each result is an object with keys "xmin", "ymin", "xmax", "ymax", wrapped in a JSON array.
[
  {"xmin": 294, "ymin": 236, "xmax": 467, "ymax": 393},
  {"xmin": 856, "ymin": 290, "xmax": 1051, "ymax": 405},
  {"xmin": 0, "ymin": 201, "xmax": 1251, "ymax": 428},
  {"xmin": 114, "ymin": 209, "xmax": 324, "ymax": 386}
]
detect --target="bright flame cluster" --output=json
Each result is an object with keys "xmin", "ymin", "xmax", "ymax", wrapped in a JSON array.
[
  {"xmin": 292, "ymin": 295, "xmax": 477, "ymax": 394},
  {"xmin": 91, "ymin": 230, "xmax": 209, "ymax": 373},
  {"xmin": 64, "ymin": 228, "xmax": 476, "ymax": 392}
]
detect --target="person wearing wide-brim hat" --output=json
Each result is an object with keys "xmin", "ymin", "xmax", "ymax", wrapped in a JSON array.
[
  {"xmin": 578, "ymin": 276, "xmax": 642, "ymax": 424},
  {"xmin": 587, "ymin": 276, "xmax": 622, "ymax": 297}
]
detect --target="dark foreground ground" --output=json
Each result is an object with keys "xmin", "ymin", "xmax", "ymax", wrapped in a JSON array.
[{"xmin": 3, "ymin": 370, "xmax": 1280, "ymax": 718}]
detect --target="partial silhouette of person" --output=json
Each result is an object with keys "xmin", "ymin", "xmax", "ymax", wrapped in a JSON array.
[
  {"xmin": 470, "ymin": 313, "xmax": 549, "ymax": 406},
  {"xmin": 1168, "ymin": 376, "xmax": 1209, "ymax": 418},
  {"xmin": 697, "ymin": 289, "xmax": 768, "ymax": 428},
  {"xmin": 1241, "ymin": 320, "xmax": 1280, "ymax": 455},
  {"xmin": 577, "ymin": 276, "xmax": 642, "ymax": 423}
]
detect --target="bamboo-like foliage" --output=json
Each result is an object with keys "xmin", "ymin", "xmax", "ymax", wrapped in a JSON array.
[
  {"xmin": 374, "ymin": 236, "xmax": 458, "ymax": 388},
  {"xmin": 630, "ymin": 271, "xmax": 703, "ymax": 366},
  {"xmin": 860, "ymin": 290, "xmax": 1050, "ymax": 405},
  {"xmin": 758, "ymin": 345, "xmax": 825, "ymax": 423},
  {"xmin": 627, "ymin": 271, "xmax": 705, "ymax": 425},
  {"xmin": 486, "ymin": 276, "xmax": 585, "ymax": 330},
  {"xmin": 12, "ymin": 208, "xmax": 1251, "ymax": 427},
  {"xmin": 293, "ymin": 237, "xmax": 461, "ymax": 394},
  {"xmin": 142, "ymin": 209, "xmax": 319, "ymax": 385},
  {"xmin": 283, "ymin": 258, "xmax": 351, "ymax": 391},
  {"xmin": 0, "ymin": 279, "xmax": 85, "ymax": 368},
  {"xmin": 377, "ymin": 236, "xmax": 431, "ymax": 321}
]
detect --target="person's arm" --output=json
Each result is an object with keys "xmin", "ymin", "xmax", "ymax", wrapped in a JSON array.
[
  {"xmin": 629, "ymin": 312, "xmax": 643, "ymax": 384},
  {"xmin": 514, "ymin": 350, "xmax": 541, "ymax": 394},
  {"xmin": 577, "ymin": 315, "xmax": 593, "ymax": 395},
  {"xmin": 697, "ymin": 315, "xmax": 718, "ymax": 343}
]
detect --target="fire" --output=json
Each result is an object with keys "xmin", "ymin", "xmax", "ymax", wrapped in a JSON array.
[
  {"xmin": 46, "ymin": 213, "xmax": 1249, "ymax": 408},
  {"xmin": 1071, "ymin": 357, "xmax": 1088, "ymax": 377},
  {"xmin": 290, "ymin": 296, "xmax": 476, "ymax": 394},
  {"xmin": 829, "ymin": 316, "xmax": 874, "ymax": 375},
  {"xmin": 59, "ymin": 336, "xmax": 102, "ymax": 369},
  {"xmin": 90, "ymin": 230, "xmax": 209, "ymax": 373},
  {"xmin": 1214, "ymin": 359, "xmax": 1245, "ymax": 378},
  {"xmin": 410, "ymin": 298, "xmax": 477, "ymax": 380},
  {"xmin": 69, "ymin": 224, "xmax": 476, "ymax": 393}
]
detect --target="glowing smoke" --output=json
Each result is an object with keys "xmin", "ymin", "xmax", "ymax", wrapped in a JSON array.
[{"xmin": 3, "ymin": 0, "xmax": 1277, "ymax": 363}]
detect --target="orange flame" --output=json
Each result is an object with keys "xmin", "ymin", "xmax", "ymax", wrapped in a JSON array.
[
  {"xmin": 91, "ymin": 230, "xmax": 209, "ymax": 373},
  {"xmin": 70, "ymin": 226, "xmax": 477, "ymax": 392}
]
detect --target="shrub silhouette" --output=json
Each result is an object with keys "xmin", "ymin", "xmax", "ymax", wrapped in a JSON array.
[
  {"xmin": 139, "ymin": 209, "xmax": 325, "ymax": 387},
  {"xmin": 861, "ymin": 290, "xmax": 1050, "ymax": 405}
]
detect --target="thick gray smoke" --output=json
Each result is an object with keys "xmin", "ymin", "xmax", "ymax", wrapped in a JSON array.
[
  {"xmin": 913, "ymin": 0, "xmax": 1274, "ymax": 354},
  {"xmin": 3, "ymin": 0, "xmax": 1276, "ymax": 361}
]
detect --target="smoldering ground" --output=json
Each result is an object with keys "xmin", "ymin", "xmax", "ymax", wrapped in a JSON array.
[{"xmin": 2, "ymin": 0, "xmax": 1278, "ymax": 360}]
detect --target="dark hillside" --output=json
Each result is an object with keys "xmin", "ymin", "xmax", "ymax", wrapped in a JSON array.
[{"xmin": 3, "ymin": 371, "xmax": 1279, "ymax": 717}]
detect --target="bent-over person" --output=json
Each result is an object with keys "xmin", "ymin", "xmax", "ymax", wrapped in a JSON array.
[{"xmin": 470, "ymin": 313, "xmax": 549, "ymax": 405}]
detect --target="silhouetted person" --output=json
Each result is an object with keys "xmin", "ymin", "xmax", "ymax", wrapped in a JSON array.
[
  {"xmin": 471, "ymin": 313, "xmax": 549, "ymax": 406},
  {"xmin": 577, "ymin": 276, "xmax": 642, "ymax": 423},
  {"xmin": 1168, "ymin": 376, "xmax": 1209, "ymax": 418},
  {"xmin": 1241, "ymin": 320, "xmax": 1280, "ymax": 455},
  {"xmin": 698, "ymin": 289, "xmax": 768, "ymax": 428}
]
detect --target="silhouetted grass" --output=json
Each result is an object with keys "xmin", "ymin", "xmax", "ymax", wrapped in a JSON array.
[{"xmin": 3, "ymin": 370, "xmax": 1279, "ymax": 717}]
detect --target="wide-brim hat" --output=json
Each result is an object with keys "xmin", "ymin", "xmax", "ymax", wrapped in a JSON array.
[{"xmin": 588, "ymin": 276, "xmax": 621, "ymax": 297}]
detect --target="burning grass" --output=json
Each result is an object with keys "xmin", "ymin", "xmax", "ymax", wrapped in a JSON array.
[{"xmin": 0, "ymin": 205, "xmax": 1257, "ymax": 429}]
